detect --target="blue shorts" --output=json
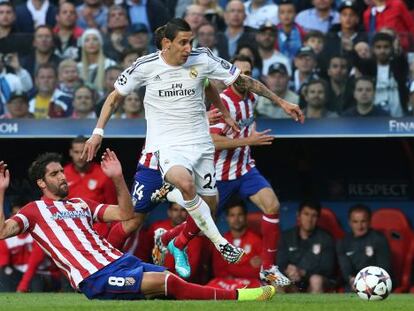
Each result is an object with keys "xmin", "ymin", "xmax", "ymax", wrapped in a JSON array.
[
  {"xmin": 79, "ymin": 253, "xmax": 166, "ymax": 300},
  {"xmin": 131, "ymin": 164, "xmax": 163, "ymax": 213},
  {"xmin": 217, "ymin": 167, "xmax": 271, "ymax": 212}
]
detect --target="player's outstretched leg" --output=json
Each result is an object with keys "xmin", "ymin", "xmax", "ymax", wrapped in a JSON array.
[
  {"xmin": 167, "ymin": 238, "xmax": 191, "ymax": 278},
  {"xmin": 161, "ymin": 273, "xmax": 276, "ymax": 301}
]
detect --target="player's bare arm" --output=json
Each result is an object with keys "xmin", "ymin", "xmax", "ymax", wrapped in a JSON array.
[
  {"xmin": 233, "ymin": 74, "xmax": 305, "ymax": 123},
  {"xmin": 211, "ymin": 123, "xmax": 274, "ymax": 151},
  {"xmin": 0, "ymin": 161, "xmax": 22, "ymax": 239},
  {"xmin": 99, "ymin": 149, "xmax": 134, "ymax": 222},
  {"xmin": 81, "ymin": 90, "xmax": 125, "ymax": 161},
  {"xmin": 205, "ymin": 81, "xmax": 240, "ymax": 132}
]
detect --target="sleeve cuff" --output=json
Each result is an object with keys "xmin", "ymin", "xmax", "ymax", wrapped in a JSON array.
[{"xmin": 93, "ymin": 204, "xmax": 109, "ymax": 222}]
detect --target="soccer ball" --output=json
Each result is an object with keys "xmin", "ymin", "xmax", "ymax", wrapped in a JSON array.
[{"xmin": 354, "ymin": 266, "xmax": 392, "ymax": 301}]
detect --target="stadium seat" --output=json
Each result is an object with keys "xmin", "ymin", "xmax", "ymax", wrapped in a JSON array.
[
  {"xmin": 317, "ymin": 208, "xmax": 345, "ymax": 240},
  {"xmin": 371, "ymin": 208, "xmax": 414, "ymax": 293},
  {"xmin": 247, "ymin": 211, "xmax": 263, "ymax": 237}
]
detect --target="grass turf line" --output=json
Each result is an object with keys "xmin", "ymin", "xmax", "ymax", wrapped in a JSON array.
[{"xmin": 0, "ymin": 293, "xmax": 413, "ymax": 311}]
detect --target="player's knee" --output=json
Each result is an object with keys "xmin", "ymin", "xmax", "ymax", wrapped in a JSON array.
[
  {"xmin": 263, "ymin": 197, "xmax": 280, "ymax": 214},
  {"xmin": 123, "ymin": 215, "xmax": 143, "ymax": 233},
  {"xmin": 176, "ymin": 178, "xmax": 196, "ymax": 198},
  {"xmin": 308, "ymin": 274, "xmax": 324, "ymax": 293}
]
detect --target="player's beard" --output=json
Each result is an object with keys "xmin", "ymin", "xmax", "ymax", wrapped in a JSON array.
[{"xmin": 47, "ymin": 181, "xmax": 69, "ymax": 199}]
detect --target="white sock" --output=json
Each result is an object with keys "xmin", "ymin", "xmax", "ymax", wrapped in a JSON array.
[
  {"xmin": 184, "ymin": 195, "xmax": 228, "ymax": 249},
  {"xmin": 166, "ymin": 188, "xmax": 186, "ymax": 207}
]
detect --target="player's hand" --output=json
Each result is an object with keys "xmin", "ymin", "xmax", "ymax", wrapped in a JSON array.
[
  {"xmin": 223, "ymin": 114, "xmax": 240, "ymax": 133},
  {"xmin": 81, "ymin": 134, "xmax": 102, "ymax": 162},
  {"xmin": 286, "ymin": 264, "xmax": 301, "ymax": 282},
  {"xmin": 207, "ymin": 108, "xmax": 222, "ymax": 125},
  {"xmin": 278, "ymin": 98, "xmax": 305, "ymax": 124},
  {"xmin": 0, "ymin": 161, "xmax": 10, "ymax": 191},
  {"xmin": 101, "ymin": 148, "xmax": 123, "ymax": 179},
  {"xmin": 246, "ymin": 123, "xmax": 274, "ymax": 146}
]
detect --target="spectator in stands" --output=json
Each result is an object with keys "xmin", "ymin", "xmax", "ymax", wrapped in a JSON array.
[
  {"xmin": 303, "ymin": 30, "xmax": 325, "ymax": 57},
  {"xmin": 323, "ymin": 1, "xmax": 367, "ymax": 62},
  {"xmin": 342, "ymin": 76, "xmax": 389, "ymax": 117},
  {"xmin": 20, "ymin": 25, "xmax": 61, "ymax": 79},
  {"xmin": 125, "ymin": 23, "xmax": 155, "ymax": 56},
  {"xmin": 77, "ymin": 29, "xmax": 117, "ymax": 94},
  {"xmin": 29, "ymin": 64, "xmax": 62, "ymax": 119},
  {"xmin": 363, "ymin": 0, "xmax": 414, "ymax": 52},
  {"xmin": 103, "ymin": 5, "xmax": 129, "ymax": 62},
  {"xmin": 96, "ymin": 65, "xmax": 123, "ymax": 116},
  {"xmin": 353, "ymin": 32, "xmax": 408, "ymax": 117},
  {"xmin": 256, "ymin": 22, "xmax": 291, "ymax": 76},
  {"xmin": 53, "ymin": 2, "xmax": 83, "ymax": 60},
  {"xmin": 76, "ymin": 0, "xmax": 108, "ymax": 32},
  {"xmin": 71, "ymin": 85, "xmax": 97, "ymax": 119},
  {"xmin": 121, "ymin": 48, "xmax": 142, "ymax": 69},
  {"xmin": 0, "ymin": 2, "xmax": 33, "ymax": 56},
  {"xmin": 325, "ymin": 54, "xmax": 354, "ymax": 113},
  {"xmin": 0, "ymin": 52, "xmax": 33, "ymax": 95},
  {"xmin": 292, "ymin": 46, "xmax": 319, "ymax": 93},
  {"xmin": 295, "ymin": 0, "xmax": 339, "ymax": 33},
  {"xmin": 196, "ymin": 22, "xmax": 229, "ymax": 59},
  {"xmin": 147, "ymin": 203, "xmax": 209, "ymax": 284},
  {"xmin": 15, "ymin": 0, "xmax": 57, "ymax": 33},
  {"xmin": 219, "ymin": 0, "xmax": 255, "ymax": 59},
  {"xmin": 64, "ymin": 135, "xmax": 117, "ymax": 204},
  {"xmin": 50, "ymin": 59, "xmax": 81, "ymax": 118},
  {"xmin": 1, "ymin": 92, "xmax": 33, "ymax": 119},
  {"xmin": 120, "ymin": 0, "xmax": 170, "ymax": 33},
  {"xmin": 196, "ymin": 0, "xmax": 226, "ymax": 31},
  {"xmin": 277, "ymin": 201, "xmax": 336, "ymax": 293},
  {"xmin": 276, "ymin": 0, "xmax": 305, "ymax": 61},
  {"xmin": 303, "ymin": 79, "xmax": 338, "ymax": 118},
  {"xmin": 121, "ymin": 90, "xmax": 144, "ymax": 119},
  {"xmin": 208, "ymin": 199, "xmax": 262, "ymax": 289},
  {"xmin": 256, "ymin": 62, "xmax": 299, "ymax": 118},
  {"xmin": 184, "ymin": 4, "xmax": 206, "ymax": 33},
  {"xmin": 244, "ymin": 0, "xmax": 279, "ymax": 30},
  {"xmin": 0, "ymin": 54, "xmax": 25, "ymax": 116},
  {"xmin": 235, "ymin": 43, "xmax": 263, "ymax": 80},
  {"xmin": 337, "ymin": 204, "xmax": 391, "ymax": 291}
]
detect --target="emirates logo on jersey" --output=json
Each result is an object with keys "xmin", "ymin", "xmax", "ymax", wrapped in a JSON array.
[
  {"xmin": 158, "ymin": 83, "xmax": 196, "ymax": 97},
  {"xmin": 51, "ymin": 210, "xmax": 89, "ymax": 221}
]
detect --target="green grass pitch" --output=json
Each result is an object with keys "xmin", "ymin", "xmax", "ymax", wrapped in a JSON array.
[{"xmin": 0, "ymin": 293, "xmax": 413, "ymax": 311}]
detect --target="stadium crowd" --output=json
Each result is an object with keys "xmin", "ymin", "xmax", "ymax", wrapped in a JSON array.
[
  {"xmin": 0, "ymin": 0, "xmax": 414, "ymax": 119},
  {"xmin": 1, "ymin": 0, "xmax": 414, "ymax": 296}
]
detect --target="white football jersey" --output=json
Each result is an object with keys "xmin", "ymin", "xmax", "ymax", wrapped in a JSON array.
[{"xmin": 114, "ymin": 48, "xmax": 240, "ymax": 152}]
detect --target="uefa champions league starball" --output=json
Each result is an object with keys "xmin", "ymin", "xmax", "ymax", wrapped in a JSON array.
[{"xmin": 354, "ymin": 266, "xmax": 392, "ymax": 301}]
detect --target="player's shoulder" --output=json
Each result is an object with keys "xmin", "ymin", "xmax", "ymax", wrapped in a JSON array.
[
  {"xmin": 190, "ymin": 47, "xmax": 221, "ymax": 61},
  {"xmin": 126, "ymin": 51, "xmax": 160, "ymax": 74}
]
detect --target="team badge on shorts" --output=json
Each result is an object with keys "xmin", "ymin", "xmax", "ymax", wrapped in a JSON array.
[
  {"xmin": 117, "ymin": 74, "xmax": 128, "ymax": 85},
  {"xmin": 125, "ymin": 277, "xmax": 136, "ymax": 286},
  {"xmin": 189, "ymin": 67, "xmax": 198, "ymax": 79}
]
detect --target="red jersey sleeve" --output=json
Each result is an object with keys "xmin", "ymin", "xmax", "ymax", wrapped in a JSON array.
[
  {"xmin": 82, "ymin": 198, "xmax": 109, "ymax": 223},
  {"xmin": 10, "ymin": 203, "xmax": 33, "ymax": 233},
  {"xmin": 0, "ymin": 240, "xmax": 10, "ymax": 267}
]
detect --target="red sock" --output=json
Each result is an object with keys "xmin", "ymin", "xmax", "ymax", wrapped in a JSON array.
[
  {"xmin": 261, "ymin": 213, "xmax": 279, "ymax": 269},
  {"xmin": 166, "ymin": 273, "xmax": 237, "ymax": 300},
  {"xmin": 106, "ymin": 222, "xmax": 130, "ymax": 250},
  {"xmin": 174, "ymin": 216, "xmax": 201, "ymax": 250},
  {"xmin": 161, "ymin": 222, "xmax": 186, "ymax": 246}
]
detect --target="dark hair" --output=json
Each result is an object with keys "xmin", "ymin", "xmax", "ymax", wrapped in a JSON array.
[
  {"xmin": 154, "ymin": 25, "xmax": 166, "ymax": 50},
  {"xmin": 348, "ymin": 204, "xmax": 372, "ymax": 220},
  {"xmin": 235, "ymin": 43, "xmax": 263, "ymax": 72},
  {"xmin": 28, "ymin": 153, "xmax": 62, "ymax": 183},
  {"xmin": 298, "ymin": 200, "xmax": 321, "ymax": 216},
  {"xmin": 304, "ymin": 30, "xmax": 325, "ymax": 42},
  {"xmin": 35, "ymin": 63, "xmax": 57, "ymax": 78},
  {"xmin": 372, "ymin": 32, "xmax": 393, "ymax": 46},
  {"xmin": 354, "ymin": 75, "xmax": 375, "ymax": 88},
  {"xmin": 58, "ymin": 1, "xmax": 75, "ymax": 13},
  {"xmin": 305, "ymin": 78, "xmax": 328, "ymax": 95},
  {"xmin": 121, "ymin": 48, "xmax": 142, "ymax": 61},
  {"xmin": 164, "ymin": 18, "xmax": 191, "ymax": 42},
  {"xmin": 225, "ymin": 197, "xmax": 247, "ymax": 216},
  {"xmin": 105, "ymin": 65, "xmax": 123, "ymax": 75},
  {"xmin": 0, "ymin": 1, "xmax": 14, "ymax": 10},
  {"xmin": 230, "ymin": 54, "xmax": 254, "ymax": 70},
  {"xmin": 71, "ymin": 135, "xmax": 87, "ymax": 145}
]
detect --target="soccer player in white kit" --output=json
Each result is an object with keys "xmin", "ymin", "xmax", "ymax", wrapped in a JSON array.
[{"xmin": 83, "ymin": 19, "xmax": 304, "ymax": 282}]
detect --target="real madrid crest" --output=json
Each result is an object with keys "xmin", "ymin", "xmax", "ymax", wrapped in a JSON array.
[{"xmin": 189, "ymin": 66, "xmax": 198, "ymax": 79}]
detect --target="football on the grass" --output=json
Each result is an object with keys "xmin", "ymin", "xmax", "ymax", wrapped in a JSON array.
[{"xmin": 354, "ymin": 266, "xmax": 392, "ymax": 301}]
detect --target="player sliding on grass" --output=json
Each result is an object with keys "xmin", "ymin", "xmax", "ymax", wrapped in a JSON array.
[{"xmin": 0, "ymin": 154, "xmax": 275, "ymax": 300}]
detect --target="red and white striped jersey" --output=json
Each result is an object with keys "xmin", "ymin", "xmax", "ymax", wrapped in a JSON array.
[
  {"xmin": 0, "ymin": 232, "xmax": 32, "ymax": 272},
  {"xmin": 10, "ymin": 196, "xmax": 123, "ymax": 289},
  {"xmin": 138, "ymin": 150, "xmax": 158, "ymax": 170},
  {"xmin": 210, "ymin": 87, "xmax": 257, "ymax": 181}
]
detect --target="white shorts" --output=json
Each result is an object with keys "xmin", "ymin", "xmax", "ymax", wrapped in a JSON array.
[{"xmin": 155, "ymin": 143, "xmax": 217, "ymax": 197}]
